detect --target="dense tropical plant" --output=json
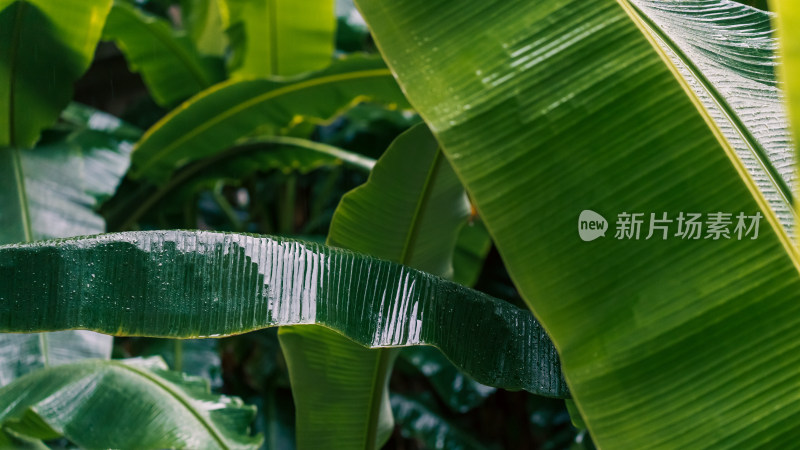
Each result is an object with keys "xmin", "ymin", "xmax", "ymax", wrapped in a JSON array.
[{"xmin": 0, "ymin": 0, "xmax": 797, "ymax": 448}]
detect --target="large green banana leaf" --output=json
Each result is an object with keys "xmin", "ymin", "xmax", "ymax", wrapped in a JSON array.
[
  {"xmin": 0, "ymin": 105, "xmax": 136, "ymax": 385},
  {"xmin": 102, "ymin": 1, "xmax": 225, "ymax": 107},
  {"xmin": 0, "ymin": 230, "xmax": 567, "ymax": 398},
  {"xmin": 131, "ymin": 55, "xmax": 406, "ymax": 182},
  {"xmin": 0, "ymin": 356, "xmax": 261, "ymax": 449},
  {"xmin": 0, "ymin": 0, "xmax": 111, "ymax": 148},
  {"xmin": 773, "ymin": 1, "xmax": 800, "ymax": 150},
  {"xmin": 355, "ymin": 0, "xmax": 800, "ymax": 447},
  {"xmin": 223, "ymin": 0, "xmax": 336, "ymax": 77},
  {"xmin": 279, "ymin": 124, "xmax": 470, "ymax": 449}
]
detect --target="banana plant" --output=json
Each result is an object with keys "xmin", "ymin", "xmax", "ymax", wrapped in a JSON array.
[{"xmin": 2, "ymin": 0, "xmax": 799, "ymax": 448}]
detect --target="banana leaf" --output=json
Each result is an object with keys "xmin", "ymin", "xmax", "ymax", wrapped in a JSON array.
[
  {"xmin": 0, "ymin": 0, "xmax": 112, "ymax": 148},
  {"xmin": 131, "ymin": 55, "xmax": 406, "ymax": 182},
  {"xmin": 0, "ymin": 356, "xmax": 261, "ymax": 449},
  {"xmin": 773, "ymin": 1, "xmax": 800, "ymax": 148},
  {"xmin": 102, "ymin": 1, "xmax": 225, "ymax": 107},
  {"xmin": 354, "ymin": 0, "xmax": 800, "ymax": 446},
  {"xmin": 223, "ymin": 0, "xmax": 336, "ymax": 77},
  {"xmin": 0, "ymin": 230, "xmax": 567, "ymax": 398}
]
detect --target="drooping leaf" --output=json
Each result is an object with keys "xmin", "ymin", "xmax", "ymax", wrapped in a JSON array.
[
  {"xmin": 223, "ymin": 0, "xmax": 336, "ymax": 77},
  {"xmin": 102, "ymin": 1, "xmax": 225, "ymax": 107},
  {"xmin": 280, "ymin": 124, "xmax": 470, "ymax": 449},
  {"xmin": 0, "ymin": 230, "xmax": 567, "ymax": 398},
  {"xmin": 0, "ymin": 356, "xmax": 261, "ymax": 449},
  {"xmin": 132, "ymin": 55, "xmax": 406, "ymax": 182},
  {"xmin": 355, "ymin": 0, "xmax": 800, "ymax": 446},
  {"xmin": 0, "ymin": 0, "xmax": 112, "ymax": 148},
  {"xmin": 0, "ymin": 105, "xmax": 135, "ymax": 385}
]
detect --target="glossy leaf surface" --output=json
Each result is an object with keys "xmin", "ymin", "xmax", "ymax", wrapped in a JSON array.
[
  {"xmin": 0, "ymin": 230, "xmax": 567, "ymax": 398},
  {"xmin": 0, "ymin": 357, "xmax": 261, "ymax": 449},
  {"xmin": 131, "ymin": 55, "xmax": 406, "ymax": 182},
  {"xmin": 0, "ymin": 0, "xmax": 112, "ymax": 147},
  {"xmin": 355, "ymin": 0, "xmax": 800, "ymax": 446}
]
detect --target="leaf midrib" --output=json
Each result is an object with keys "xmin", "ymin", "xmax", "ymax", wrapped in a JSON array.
[
  {"xmin": 619, "ymin": 0, "xmax": 800, "ymax": 276},
  {"xmin": 133, "ymin": 68, "xmax": 393, "ymax": 176},
  {"xmin": 622, "ymin": 0, "xmax": 796, "ymax": 227}
]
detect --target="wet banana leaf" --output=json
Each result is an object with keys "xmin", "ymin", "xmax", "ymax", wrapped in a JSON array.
[
  {"xmin": 0, "ymin": 105, "xmax": 135, "ymax": 385},
  {"xmin": 280, "ymin": 124, "xmax": 470, "ymax": 449},
  {"xmin": 132, "ymin": 55, "xmax": 406, "ymax": 182},
  {"xmin": 223, "ymin": 0, "xmax": 336, "ymax": 77},
  {"xmin": 355, "ymin": 0, "xmax": 800, "ymax": 447},
  {"xmin": 0, "ymin": 356, "xmax": 261, "ymax": 449},
  {"xmin": 102, "ymin": 1, "xmax": 225, "ymax": 107},
  {"xmin": 0, "ymin": 230, "xmax": 567, "ymax": 398},
  {"xmin": 0, "ymin": 0, "xmax": 112, "ymax": 148}
]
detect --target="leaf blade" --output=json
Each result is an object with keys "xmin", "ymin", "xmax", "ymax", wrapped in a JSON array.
[{"xmin": 0, "ymin": 230, "xmax": 567, "ymax": 398}]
